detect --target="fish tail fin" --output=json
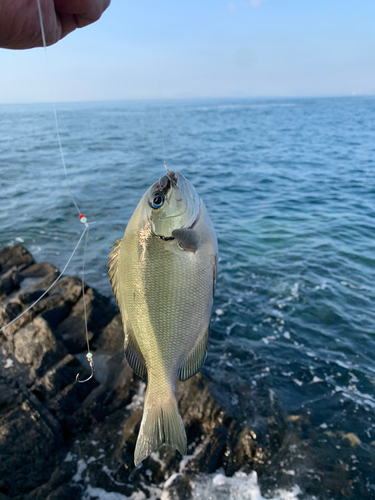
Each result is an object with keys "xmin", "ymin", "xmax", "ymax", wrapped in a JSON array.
[{"xmin": 134, "ymin": 380, "xmax": 187, "ymax": 466}]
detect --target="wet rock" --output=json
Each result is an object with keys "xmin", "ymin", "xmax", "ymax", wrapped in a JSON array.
[
  {"xmin": 0, "ymin": 268, "xmax": 20, "ymax": 297},
  {"xmin": 56, "ymin": 287, "xmax": 115, "ymax": 353},
  {"xmin": 0, "ymin": 245, "xmax": 33, "ymax": 274},
  {"xmin": 166, "ymin": 473, "xmax": 192, "ymax": 500},
  {"xmin": 5, "ymin": 245, "xmax": 368, "ymax": 500}
]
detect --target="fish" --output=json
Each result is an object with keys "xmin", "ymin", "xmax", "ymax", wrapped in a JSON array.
[{"xmin": 108, "ymin": 170, "xmax": 218, "ymax": 465}]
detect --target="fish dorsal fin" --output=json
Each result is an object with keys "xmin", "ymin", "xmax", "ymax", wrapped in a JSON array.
[
  {"xmin": 178, "ymin": 326, "xmax": 209, "ymax": 381},
  {"xmin": 124, "ymin": 321, "xmax": 147, "ymax": 378},
  {"xmin": 172, "ymin": 228, "xmax": 200, "ymax": 252},
  {"xmin": 108, "ymin": 239, "xmax": 121, "ymax": 302}
]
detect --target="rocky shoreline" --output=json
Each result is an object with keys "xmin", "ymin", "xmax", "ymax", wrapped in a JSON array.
[
  {"xmin": 0, "ymin": 244, "xmax": 284, "ymax": 500},
  {"xmin": 1, "ymin": 245, "xmax": 370, "ymax": 500}
]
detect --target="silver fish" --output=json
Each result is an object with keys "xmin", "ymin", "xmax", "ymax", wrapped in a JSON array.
[{"xmin": 108, "ymin": 170, "xmax": 217, "ymax": 465}]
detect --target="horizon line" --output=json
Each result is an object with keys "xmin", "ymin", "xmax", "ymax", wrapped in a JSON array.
[{"xmin": 0, "ymin": 93, "xmax": 374, "ymax": 106}]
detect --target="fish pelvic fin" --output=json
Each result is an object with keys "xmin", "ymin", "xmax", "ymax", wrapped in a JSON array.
[
  {"xmin": 124, "ymin": 320, "xmax": 147, "ymax": 379},
  {"xmin": 134, "ymin": 379, "xmax": 187, "ymax": 466},
  {"xmin": 178, "ymin": 325, "xmax": 209, "ymax": 382}
]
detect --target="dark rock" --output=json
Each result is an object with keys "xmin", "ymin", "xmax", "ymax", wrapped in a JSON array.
[
  {"xmin": 31, "ymin": 354, "xmax": 83, "ymax": 402},
  {"xmin": 19, "ymin": 262, "xmax": 60, "ymax": 296},
  {"xmin": 164, "ymin": 473, "xmax": 192, "ymax": 500},
  {"xmin": 0, "ymin": 268, "xmax": 20, "ymax": 297},
  {"xmin": 0, "ymin": 393, "xmax": 62, "ymax": 497},
  {"xmin": 0, "ymin": 302, "xmax": 23, "ymax": 339},
  {"xmin": 4, "ymin": 316, "xmax": 68, "ymax": 379},
  {"xmin": 20, "ymin": 262, "xmax": 58, "ymax": 279},
  {"xmin": 56, "ymin": 287, "xmax": 116, "ymax": 353},
  {"xmin": 0, "ymin": 245, "xmax": 34, "ymax": 274},
  {"xmin": 45, "ymin": 484, "xmax": 82, "ymax": 500},
  {"xmin": 92, "ymin": 313, "xmax": 124, "ymax": 351},
  {"xmin": 5, "ymin": 245, "xmax": 359, "ymax": 500}
]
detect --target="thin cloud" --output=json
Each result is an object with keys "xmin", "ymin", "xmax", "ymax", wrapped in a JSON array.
[
  {"xmin": 251, "ymin": 0, "xmax": 266, "ymax": 6},
  {"xmin": 228, "ymin": 2, "xmax": 236, "ymax": 12}
]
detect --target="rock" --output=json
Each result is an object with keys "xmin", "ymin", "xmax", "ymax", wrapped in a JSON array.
[
  {"xmin": 4, "ymin": 316, "xmax": 68, "ymax": 379},
  {"xmin": 0, "ymin": 245, "xmax": 34, "ymax": 273},
  {"xmin": 56, "ymin": 287, "xmax": 116, "ymax": 353},
  {"xmin": 0, "ymin": 392, "xmax": 62, "ymax": 498},
  {"xmin": 0, "ymin": 245, "xmax": 273, "ymax": 500},
  {"xmin": 0, "ymin": 245, "xmax": 33, "ymax": 273},
  {"xmin": 0, "ymin": 268, "xmax": 20, "ymax": 297},
  {"xmin": 20, "ymin": 262, "xmax": 58, "ymax": 279},
  {"xmin": 0, "ymin": 302, "xmax": 23, "ymax": 338},
  {"xmin": 92, "ymin": 313, "xmax": 124, "ymax": 351},
  {"xmin": 2, "ymin": 245, "xmax": 371, "ymax": 500}
]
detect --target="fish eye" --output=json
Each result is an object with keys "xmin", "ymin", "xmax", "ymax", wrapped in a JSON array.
[{"xmin": 150, "ymin": 192, "xmax": 165, "ymax": 209}]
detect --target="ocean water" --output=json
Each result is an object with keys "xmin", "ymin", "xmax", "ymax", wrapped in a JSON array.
[{"xmin": 1, "ymin": 97, "xmax": 375, "ymax": 499}]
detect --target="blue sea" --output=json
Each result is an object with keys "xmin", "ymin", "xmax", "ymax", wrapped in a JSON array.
[{"xmin": 0, "ymin": 97, "xmax": 374, "ymax": 499}]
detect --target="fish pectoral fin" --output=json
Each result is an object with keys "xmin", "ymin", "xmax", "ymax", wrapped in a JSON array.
[
  {"xmin": 172, "ymin": 228, "xmax": 200, "ymax": 252},
  {"xmin": 125, "ymin": 323, "xmax": 147, "ymax": 379},
  {"xmin": 107, "ymin": 238, "xmax": 122, "ymax": 302},
  {"xmin": 178, "ymin": 326, "xmax": 209, "ymax": 381}
]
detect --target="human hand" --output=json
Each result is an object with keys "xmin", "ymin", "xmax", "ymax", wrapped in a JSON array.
[{"xmin": 0, "ymin": 0, "xmax": 111, "ymax": 49}]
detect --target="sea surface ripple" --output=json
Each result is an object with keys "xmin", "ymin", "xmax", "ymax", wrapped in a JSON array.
[{"xmin": 1, "ymin": 97, "xmax": 374, "ymax": 498}]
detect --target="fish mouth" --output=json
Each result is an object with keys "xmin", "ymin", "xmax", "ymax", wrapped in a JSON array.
[
  {"xmin": 156, "ymin": 172, "xmax": 189, "ymax": 220},
  {"xmin": 156, "ymin": 171, "xmax": 178, "ymax": 193}
]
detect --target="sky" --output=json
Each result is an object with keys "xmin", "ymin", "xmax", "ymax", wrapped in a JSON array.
[{"xmin": 1, "ymin": 0, "xmax": 375, "ymax": 103}]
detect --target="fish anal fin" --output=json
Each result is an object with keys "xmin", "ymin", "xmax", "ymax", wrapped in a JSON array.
[
  {"xmin": 172, "ymin": 228, "xmax": 200, "ymax": 252},
  {"xmin": 178, "ymin": 326, "xmax": 209, "ymax": 382},
  {"xmin": 124, "ymin": 322, "xmax": 147, "ymax": 379},
  {"xmin": 107, "ymin": 239, "xmax": 122, "ymax": 303}
]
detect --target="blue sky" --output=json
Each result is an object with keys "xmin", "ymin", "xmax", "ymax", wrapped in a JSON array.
[{"xmin": 1, "ymin": 0, "xmax": 375, "ymax": 103}]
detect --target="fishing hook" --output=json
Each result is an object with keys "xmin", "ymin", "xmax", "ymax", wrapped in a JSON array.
[{"xmin": 76, "ymin": 352, "xmax": 95, "ymax": 383}]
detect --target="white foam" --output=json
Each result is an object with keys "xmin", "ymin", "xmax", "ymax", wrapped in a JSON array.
[
  {"xmin": 64, "ymin": 451, "xmax": 75, "ymax": 462},
  {"xmin": 291, "ymin": 283, "xmax": 299, "ymax": 298},
  {"xmin": 83, "ymin": 485, "xmax": 131, "ymax": 500},
  {"xmin": 4, "ymin": 358, "xmax": 13, "ymax": 369},
  {"xmin": 125, "ymin": 382, "xmax": 146, "ymax": 411},
  {"xmin": 73, "ymin": 459, "xmax": 88, "ymax": 482},
  {"xmin": 189, "ymin": 470, "xmax": 302, "ymax": 500},
  {"xmin": 80, "ymin": 465, "xmax": 302, "ymax": 500},
  {"xmin": 15, "ymin": 237, "xmax": 24, "ymax": 243},
  {"xmin": 164, "ymin": 472, "xmax": 182, "ymax": 489}
]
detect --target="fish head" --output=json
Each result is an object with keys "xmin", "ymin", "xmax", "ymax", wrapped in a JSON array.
[{"xmin": 145, "ymin": 171, "xmax": 200, "ymax": 237}]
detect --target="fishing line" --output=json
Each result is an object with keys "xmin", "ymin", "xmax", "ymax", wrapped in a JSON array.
[
  {"xmin": 153, "ymin": 0, "xmax": 167, "ymax": 168},
  {"xmin": 3, "ymin": 0, "xmax": 95, "ymax": 382},
  {"xmin": 76, "ymin": 227, "xmax": 95, "ymax": 383},
  {"xmin": 0, "ymin": 226, "xmax": 87, "ymax": 334},
  {"xmin": 36, "ymin": 0, "xmax": 81, "ymax": 216}
]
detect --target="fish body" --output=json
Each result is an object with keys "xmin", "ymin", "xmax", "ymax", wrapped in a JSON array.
[{"xmin": 108, "ymin": 171, "xmax": 217, "ymax": 465}]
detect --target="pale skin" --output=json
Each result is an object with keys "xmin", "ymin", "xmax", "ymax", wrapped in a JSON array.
[{"xmin": 0, "ymin": 0, "xmax": 111, "ymax": 49}]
